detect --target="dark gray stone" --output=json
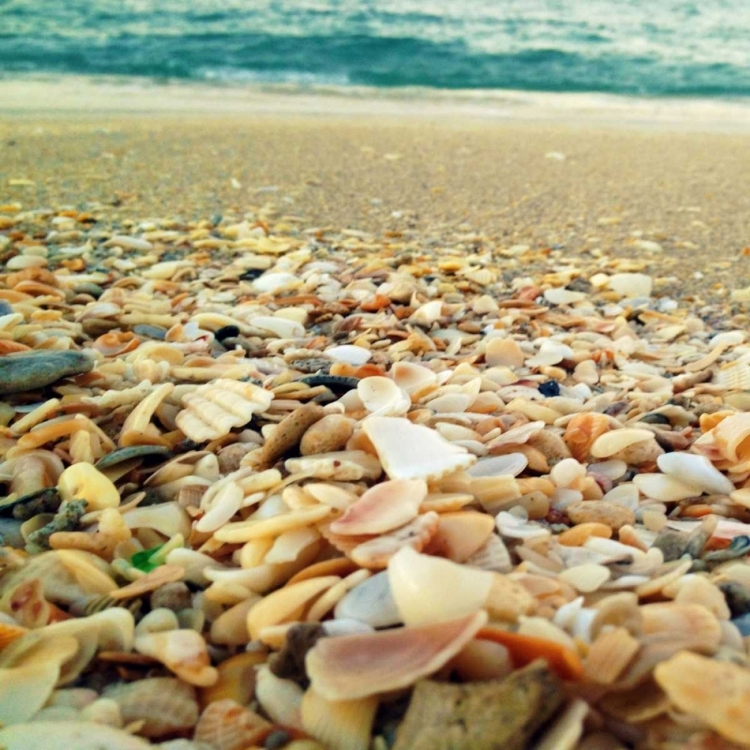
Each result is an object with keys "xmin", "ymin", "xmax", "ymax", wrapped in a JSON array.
[{"xmin": 0, "ymin": 351, "xmax": 93, "ymax": 395}]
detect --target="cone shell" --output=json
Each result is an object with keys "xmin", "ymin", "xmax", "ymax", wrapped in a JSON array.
[
  {"xmin": 306, "ymin": 610, "xmax": 487, "ymax": 700},
  {"xmin": 176, "ymin": 379, "xmax": 273, "ymax": 442},
  {"xmin": 301, "ymin": 687, "xmax": 378, "ymax": 750},
  {"xmin": 104, "ymin": 677, "xmax": 199, "ymax": 738},
  {"xmin": 363, "ymin": 416, "xmax": 476, "ymax": 481}
]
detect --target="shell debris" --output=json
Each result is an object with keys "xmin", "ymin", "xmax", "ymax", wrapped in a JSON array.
[{"xmin": 1, "ymin": 203, "xmax": 750, "ymax": 749}]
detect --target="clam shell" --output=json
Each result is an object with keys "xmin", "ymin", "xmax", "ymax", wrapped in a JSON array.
[
  {"xmin": 389, "ymin": 361, "xmax": 438, "ymax": 399},
  {"xmin": 357, "ymin": 376, "xmax": 410, "ymax": 417},
  {"xmin": 388, "ymin": 546, "xmax": 493, "ymax": 627},
  {"xmin": 656, "ymin": 451, "xmax": 735, "ymax": 495},
  {"xmin": 104, "ymin": 677, "xmax": 199, "ymax": 738},
  {"xmin": 363, "ymin": 416, "xmax": 476, "ymax": 481},
  {"xmin": 330, "ymin": 478, "xmax": 427, "ymax": 536},
  {"xmin": 306, "ymin": 610, "xmax": 487, "ymax": 701},
  {"xmin": 175, "ymin": 379, "xmax": 273, "ymax": 442}
]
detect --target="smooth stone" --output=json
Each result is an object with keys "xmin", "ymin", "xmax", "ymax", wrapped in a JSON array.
[
  {"xmin": 0, "ymin": 351, "xmax": 94, "ymax": 395},
  {"xmin": 392, "ymin": 661, "xmax": 564, "ymax": 750},
  {"xmin": 565, "ymin": 500, "xmax": 636, "ymax": 531},
  {"xmin": 0, "ymin": 301, "xmax": 14, "ymax": 315}
]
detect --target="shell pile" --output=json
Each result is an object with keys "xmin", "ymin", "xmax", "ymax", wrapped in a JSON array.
[{"xmin": 1, "ymin": 203, "xmax": 750, "ymax": 749}]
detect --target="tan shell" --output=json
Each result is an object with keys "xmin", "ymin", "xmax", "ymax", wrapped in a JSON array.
[
  {"xmin": 194, "ymin": 699, "xmax": 270, "ymax": 750},
  {"xmin": 306, "ymin": 610, "xmax": 487, "ymax": 700},
  {"xmin": 176, "ymin": 379, "xmax": 274, "ymax": 442},
  {"xmin": 301, "ymin": 687, "xmax": 379, "ymax": 750},
  {"xmin": 134, "ymin": 629, "xmax": 218, "ymax": 686}
]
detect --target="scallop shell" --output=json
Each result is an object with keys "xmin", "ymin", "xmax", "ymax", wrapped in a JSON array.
[
  {"xmin": 640, "ymin": 602, "xmax": 722, "ymax": 653},
  {"xmin": 654, "ymin": 651, "xmax": 750, "ymax": 745},
  {"xmin": 301, "ymin": 687, "xmax": 378, "ymax": 750},
  {"xmin": 104, "ymin": 677, "xmax": 199, "ymax": 738},
  {"xmin": 583, "ymin": 626, "xmax": 640, "ymax": 685},
  {"xmin": 306, "ymin": 610, "xmax": 487, "ymax": 701},
  {"xmin": 194, "ymin": 699, "xmax": 270, "ymax": 750},
  {"xmin": 484, "ymin": 337, "xmax": 525, "ymax": 368},
  {"xmin": 175, "ymin": 379, "xmax": 274, "ymax": 442},
  {"xmin": 134, "ymin": 629, "xmax": 218, "ymax": 686},
  {"xmin": 363, "ymin": 416, "xmax": 476, "ymax": 481}
]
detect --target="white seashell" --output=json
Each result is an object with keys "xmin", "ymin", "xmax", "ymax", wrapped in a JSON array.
[
  {"xmin": 484, "ymin": 421, "xmax": 546, "ymax": 451},
  {"xmin": 357, "ymin": 377, "xmax": 410, "ymax": 417},
  {"xmin": 606, "ymin": 273, "xmax": 653, "ymax": 298},
  {"xmin": 0, "ymin": 661, "xmax": 61, "ymax": 725},
  {"xmin": 409, "ymin": 299, "xmax": 443, "ymax": 327},
  {"xmin": 714, "ymin": 361, "xmax": 750, "ymax": 390},
  {"xmin": 334, "ymin": 570, "xmax": 402, "ymax": 628},
  {"xmin": 122, "ymin": 501, "xmax": 191, "ymax": 538},
  {"xmin": 525, "ymin": 340, "xmax": 574, "ymax": 368},
  {"xmin": 468, "ymin": 453, "xmax": 528, "ymax": 478},
  {"xmin": 324, "ymin": 345, "xmax": 372, "ymax": 365},
  {"xmin": 388, "ymin": 546, "xmax": 493, "ymax": 627},
  {"xmin": 250, "ymin": 315, "xmax": 305, "ymax": 338},
  {"xmin": 657, "ymin": 452, "xmax": 735, "ymax": 495},
  {"xmin": 589, "ymin": 428, "xmax": 655, "ymax": 458},
  {"xmin": 389, "ymin": 361, "xmax": 438, "ymax": 399},
  {"xmin": 544, "ymin": 288, "xmax": 586, "ymax": 305},
  {"xmin": 632, "ymin": 473, "xmax": 701, "ymax": 502},
  {"xmin": 363, "ymin": 416, "xmax": 476, "ymax": 481},
  {"xmin": 601, "ymin": 482, "xmax": 640, "ymax": 508},
  {"xmin": 251, "ymin": 272, "xmax": 300, "ymax": 293},
  {"xmin": 463, "ymin": 533, "xmax": 513, "ymax": 574},
  {"xmin": 254, "ymin": 666, "xmax": 304, "ymax": 729},
  {"xmin": 559, "ymin": 563, "xmax": 611, "ymax": 593},
  {"xmin": 0, "ymin": 721, "xmax": 151, "ymax": 749},
  {"xmin": 495, "ymin": 511, "xmax": 550, "ymax": 541},
  {"xmin": 550, "ymin": 458, "xmax": 586, "ymax": 488}
]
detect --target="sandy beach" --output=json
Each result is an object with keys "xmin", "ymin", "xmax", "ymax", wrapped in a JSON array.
[
  {"xmin": 1, "ymin": 76, "xmax": 749, "ymax": 304},
  {"xmin": 3, "ymin": 75, "xmax": 750, "ymax": 749}
]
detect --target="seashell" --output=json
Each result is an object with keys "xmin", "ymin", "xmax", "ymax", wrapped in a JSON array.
[
  {"xmin": 393, "ymin": 661, "xmax": 564, "ymax": 750},
  {"xmin": 0, "ymin": 578, "xmax": 51, "ymax": 628},
  {"xmin": 57, "ymin": 462, "xmax": 120, "ymax": 511},
  {"xmin": 0, "ymin": 621, "xmax": 29, "ymax": 649},
  {"xmin": 134, "ymin": 629, "xmax": 218, "ymax": 686},
  {"xmin": 198, "ymin": 650, "xmax": 267, "ymax": 708},
  {"xmin": 194, "ymin": 699, "xmax": 270, "ymax": 750},
  {"xmin": 639, "ymin": 602, "xmax": 722, "ymax": 653},
  {"xmin": 301, "ymin": 687, "xmax": 378, "ymax": 750},
  {"xmin": 104, "ymin": 677, "xmax": 199, "ymax": 738},
  {"xmin": 632, "ymin": 472, "xmax": 701, "ymax": 502},
  {"xmin": 246, "ymin": 576, "xmax": 340, "ymax": 641},
  {"xmin": 475, "ymin": 625, "xmax": 584, "ymax": 681},
  {"xmin": 0, "ymin": 720, "xmax": 151, "ymax": 749},
  {"xmin": 557, "ymin": 522, "xmax": 612, "ymax": 547},
  {"xmin": 533, "ymin": 698, "xmax": 589, "ymax": 750},
  {"xmin": 92, "ymin": 330, "xmax": 140, "ymax": 357},
  {"xmin": 606, "ymin": 272, "xmax": 653, "ymax": 298},
  {"xmin": 330, "ymin": 478, "xmax": 427, "ymax": 536},
  {"xmin": 285, "ymin": 451, "xmax": 382, "ymax": 482},
  {"xmin": 324, "ymin": 344, "xmax": 372, "ymax": 365},
  {"xmin": 654, "ymin": 651, "xmax": 750, "ymax": 745},
  {"xmin": 484, "ymin": 337, "xmax": 525, "ymax": 368},
  {"xmin": 463, "ymin": 533, "xmax": 513, "ymax": 574},
  {"xmin": 388, "ymin": 546, "xmax": 494, "ymax": 627},
  {"xmin": 450, "ymin": 638, "xmax": 513, "ymax": 681},
  {"xmin": 264, "ymin": 527, "xmax": 321, "ymax": 565},
  {"xmin": 215, "ymin": 504, "xmax": 333, "ymax": 544},
  {"xmin": 563, "ymin": 413, "xmax": 612, "ymax": 462},
  {"xmin": 252, "ymin": 403, "xmax": 326, "ymax": 470},
  {"xmin": 0, "ymin": 660, "xmax": 62, "ymax": 725},
  {"xmin": 389, "ymin": 361, "xmax": 438, "ymax": 399},
  {"xmin": 583, "ymin": 626, "xmax": 640, "ymax": 684},
  {"xmin": 176, "ymin": 379, "xmax": 274, "ymax": 442},
  {"xmin": 589, "ymin": 428, "xmax": 656, "ymax": 459},
  {"xmin": 715, "ymin": 360, "xmax": 750, "ymax": 390},
  {"xmin": 558, "ymin": 563, "xmax": 611, "ymax": 593},
  {"xmin": 254, "ymin": 665, "xmax": 305, "ymax": 729},
  {"xmin": 425, "ymin": 511, "xmax": 495, "ymax": 563},
  {"xmin": 348, "ymin": 511, "xmax": 439, "ymax": 569},
  {"xmin": 363, "ymin": 416, "xmax": 476, "ymax": 481},
  {"xmin": 306, "ymin": 610, "xmax": 487, "ymax": 700},
  {"xmin": 299, "ymin": 414, "xmax": 355, "ymax": 456},
  {"xmin": 119, "ymin": 381, "xmax": 175, "ymax": 445},
  {"xmin": 333, "ymin": 570, "xmax": 402, "ymax": 628},
  {"xmin": 656, "ymin": 451, "xmax": 735, "ymax": 496},
  {"xmin": 0, "ymin": 549, "xmax": 118, "ymax": 606},
  {"xmin": 357, "ymin": 376, "xmax": 410, "ymax": 417}
]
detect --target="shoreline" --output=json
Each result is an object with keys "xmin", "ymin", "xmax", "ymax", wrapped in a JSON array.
[{"xmin": 3, "ymin": 73, "xmax": 750, "ymax": 133}]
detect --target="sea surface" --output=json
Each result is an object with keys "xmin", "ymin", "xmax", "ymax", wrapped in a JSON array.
[{"xmin": 1, "ymin": 0, "xmax": 749, "ymax": 98}]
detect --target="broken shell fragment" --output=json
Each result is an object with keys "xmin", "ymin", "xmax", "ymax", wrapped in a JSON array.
[
  {"xmin": 363, "ymin": 416, "xmax": 476, "ymax": 481},
  {"xmin": 57, "ymin": 463, "xmax": 120, "ymax": 511},
  {"xmin": 134, "ymin": 629, "xmax": 218, "ymax": 686},
  {"xmin": 306, "ymin": 610, "xmax": 487, "ymax": 700}
]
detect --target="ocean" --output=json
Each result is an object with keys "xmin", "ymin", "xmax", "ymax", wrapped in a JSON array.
[{"xmin": 1, "ymin": 0, "xmax": 749, "ymax": 98}]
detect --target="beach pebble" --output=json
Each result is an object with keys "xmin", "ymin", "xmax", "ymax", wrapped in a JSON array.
[
  {"xmin": 300, "ymin": 414, "xmax": 355, "ymax": 455},
  {"xmin": 565, "ymin": 500, "xmax": 636, "ymax": 531},
  {"xmin": 0, "ymin": 351, "xmax": 93, "ymax": 395}
]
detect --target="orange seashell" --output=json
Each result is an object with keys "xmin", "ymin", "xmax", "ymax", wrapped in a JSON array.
[
  {"xmin": 286, "ymin": 558, "xmax": 358, "ymax": 586},
  {"xmin": 93, "ymin": 330, "xmax": 141, "ymax": 357},
  {"xmin": 360, "ymin": 294, "xmax": 391, "ymax": 312},
  {"xmin": 12, "ymin": 280, "xmax": 65, "ymax": 298},
  {"xmin": 0, "ymin": 290, "xmax": 32, "ymax": 302},
  {"xmin": 0, "ymin": 621, "xmax": 29, "ymax": 649},
  {"xmin": 194, "ymin": 699, "xmax": 271, "ymax": 750},
  {"xmin": 563, "ymin": 413, "xmax": 612, "ymax": 462},
  {"xmin": 475, "ymin": 625, "xmax": 584, "ymax": 681},
  {"xmin": 6, "ymin": 267, "xmax": 60, "ymax": 288},
  {"xmin": 0, "ymin": 340, "xmax": 31, "ymax": 354},
  {"xmin": 199, "ymin": 651, "xmax": 268, "ymax": 709}
]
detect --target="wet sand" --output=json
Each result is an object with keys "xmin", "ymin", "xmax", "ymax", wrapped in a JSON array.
[{"xmin": 1, "ymin": 76, "xmax": 749, "ymax": 305}]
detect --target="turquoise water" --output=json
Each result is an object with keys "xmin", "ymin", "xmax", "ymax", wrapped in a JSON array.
[{"xmin": 1, "ymin": 0, "xmax": 749, "ymax": 97}]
